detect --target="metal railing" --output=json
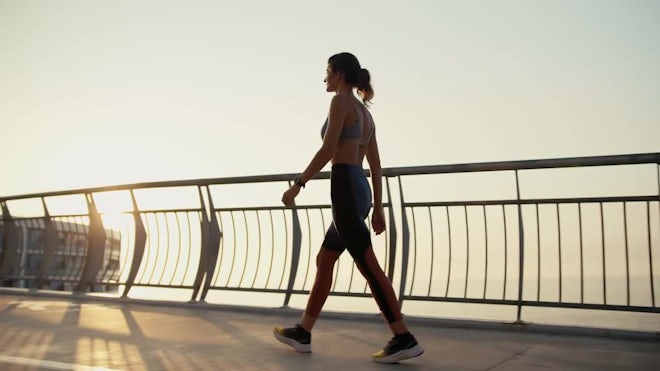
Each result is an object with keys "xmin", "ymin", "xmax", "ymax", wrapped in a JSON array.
[{"xmin": 1, "ymin": 152, "xmax": 658, "ymax": 322}]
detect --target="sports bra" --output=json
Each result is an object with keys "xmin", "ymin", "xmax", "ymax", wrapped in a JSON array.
[
  {"xmin": 320, "ymin": 117, "xmax": 362, "ymax": 140},
  {"xmin": 320, "ymin": 101, "xmax": 375, "ymax": 146}
]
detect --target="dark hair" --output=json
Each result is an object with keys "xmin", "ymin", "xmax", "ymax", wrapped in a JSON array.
[{"xmin": 328, "ymin": 52, "xmax": 374, "ymax": 106}]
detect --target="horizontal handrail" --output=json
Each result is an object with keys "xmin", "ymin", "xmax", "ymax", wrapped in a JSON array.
[
  {"xmin": 382, "ymin": 152, "xmax": 660, "ymax": 176},
  {"xmin": 2, "ymin": 152, "xmax": 658, "ymax": 201},
  {"xmin": 1, "ymin": 152, "xmax": 658, "ymax": 325}
]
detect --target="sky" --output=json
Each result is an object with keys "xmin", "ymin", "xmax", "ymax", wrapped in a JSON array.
[{"xmin": 1, "ymin": 0, "xmax": 659, "ymax": 197}]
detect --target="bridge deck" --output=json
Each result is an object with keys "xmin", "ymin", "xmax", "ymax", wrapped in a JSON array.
[{"xmin": 0, "ymin": 292, "xmax": 658, "ymax": 370}]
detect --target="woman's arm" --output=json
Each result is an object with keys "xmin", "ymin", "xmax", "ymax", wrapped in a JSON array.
[
  {"xmin": 298, "ymin": 95, "xmax": 346, "ymax": 183},
  {"xmin": 282, "ymin": 96, "xmax": 347, "ymax": 206},
  {"xmin": 365, "ymin": 126, "xmax": 385, "ymax": 234},
  {"xmin": 366, "ymin": 125, "xmax": 382, "ymax": 207}
]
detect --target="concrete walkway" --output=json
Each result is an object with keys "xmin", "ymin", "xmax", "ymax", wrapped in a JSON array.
[{"xmin": 0, "ymin": 292, "xmax": 658, "ymax": 370}]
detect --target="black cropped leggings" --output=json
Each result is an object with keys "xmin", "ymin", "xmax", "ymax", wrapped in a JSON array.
[{"xmin": 322, "ymin": 164, "xmax": 399, "ymax": 324}]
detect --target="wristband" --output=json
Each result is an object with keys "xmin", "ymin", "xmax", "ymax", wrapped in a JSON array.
[{"xmin": 293, "ymin": 175, "xmax": 305, "ymax": 188}]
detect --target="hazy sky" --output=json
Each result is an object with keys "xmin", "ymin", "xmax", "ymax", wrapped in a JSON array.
[{"xmin": 1, "ymin": 0, "xmax": 659, "ymax": 197}]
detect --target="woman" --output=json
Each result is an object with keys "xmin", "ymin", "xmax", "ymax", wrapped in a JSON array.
[{"xmin": 274, "ymin": 52, "xmax": 424, "ymax": 364}]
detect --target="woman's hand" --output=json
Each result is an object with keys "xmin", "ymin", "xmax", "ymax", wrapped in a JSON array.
[
  {"xmin": 371, "ymin": 205, "xmax": 386, "ymax": 235},
  {"xmin": 282, "ymin": 185, "xmax": 301, "ymax": 207}
]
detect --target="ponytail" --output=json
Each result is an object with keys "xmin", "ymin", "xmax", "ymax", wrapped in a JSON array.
[{"xmin": 356, "ymin": 68, "xmax": 374, "ymax": 107}]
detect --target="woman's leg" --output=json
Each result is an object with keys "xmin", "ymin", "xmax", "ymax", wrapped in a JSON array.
[
  {"xmin": 273, "ymin": 247, "xmax": 341, "ymax": 353},
  {"xmin": 298, "ymin": 247, "xmax": 341, "ymax": 331},
  {"xmin": 351, "ymin": 247, "xmax": 424, "ymax": 363},
  {"xmin": 350, "ymin": 247, "xmax": 409, "ymax": 334}
]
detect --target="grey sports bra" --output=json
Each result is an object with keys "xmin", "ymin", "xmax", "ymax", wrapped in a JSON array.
[
  {"xmin": 320, "ymin": 117, "xmax": 362, "ymax": 140},
  {"xmin": 320, "ymin": 101, "xmax": 374, "ymax": 146}
]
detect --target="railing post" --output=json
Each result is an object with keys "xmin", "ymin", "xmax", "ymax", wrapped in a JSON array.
[
  {"xmin": 35, "ymin": 198, "xmax": 57, "ymax": 289},
  {"xmin": 514, "ymin": 170, "xmax": 526, "ymax": 323},
  {"xmin": 385, "ymin": 177, "xmax": 397, "ymax": 282},
  {"xmin": 397, "ymin": 176, "xmax": 410, "ymax": 308},
  {"xmin": 75, "ymin": 193, "xmax": 107, "ymax": 293},
  {"xmin": 191, "ymin": 186, "xmax": 210, "ymax": 302},
  {"xmin": 200, "ymin": 186, "xmax": 222, "ymax": 302},
  {"xmin": 122, "ymin": 190, "xmax": 148, "ymax": 298},
  {"xmin": 283, "ymin": 181, "xmax": 302, "ymax": 308},
  {"xmin": 0, "ymin": 202, "xmax": 19, "ymax": 281}
]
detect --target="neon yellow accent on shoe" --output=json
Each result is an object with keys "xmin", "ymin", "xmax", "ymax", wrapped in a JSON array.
[
  {"xmin": 273, "ymin": 325, "xmax": 312, "ymax": 353},
  {"xmin": 371, "ymin": 336, "xmax": 424, "ymax": 364}
]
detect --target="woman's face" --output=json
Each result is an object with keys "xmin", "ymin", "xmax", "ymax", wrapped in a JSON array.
[{"xmin": 324, "ymin": 64, "xmax": 340, "ymax": 92}]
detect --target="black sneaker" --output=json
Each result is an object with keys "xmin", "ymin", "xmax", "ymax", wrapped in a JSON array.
[
  {"xmin": 371, "ymin": 334, "xmax": 424, "ymax": 363},
  {"xmin": 273, "ymin": 324, "xmax": 312, "ymax": 353}
]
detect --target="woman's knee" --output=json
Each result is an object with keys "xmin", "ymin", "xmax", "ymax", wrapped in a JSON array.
[
  {"xmin": 351, "ymin": 247, "xmax": 380, "ymax": 269},
  {"xmin": 316, "ymin": 248, "xmax": 340, "ymax": 270}
]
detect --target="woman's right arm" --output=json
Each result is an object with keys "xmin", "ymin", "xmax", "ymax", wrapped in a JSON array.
[{"xmin": 282, "ymin": 96, "xmax": 347, "ymax": 207}]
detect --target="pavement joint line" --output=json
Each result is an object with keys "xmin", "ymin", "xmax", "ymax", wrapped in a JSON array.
[
  {"xmin": 0, "ymin": 354, "xmax": 122, "ymax": 371},
  {"xmin": 484, "ymin": 344, "xmax": 536, "ymax": 371}
]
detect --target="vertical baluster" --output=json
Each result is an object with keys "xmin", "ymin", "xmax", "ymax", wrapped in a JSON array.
[
  {"xmin": 226, "ymin": 211, "xmax": 237, "ymax": 286},
  {"xmin": 266, "ymin": 210, "xmax": 275, "ymax": 288},
  {"xmin": 156, "ymin": 211, "xmax": 172, "ymax": 285},
  {"xmin": 283, "ymin": 181, "xmax": 302, "ymax": 307},
  {"xmin": 600, "ymin": 202, "xmax": 607, "ymax": 305},
  {"xmin": 623, "ymin": 202, "xmax": 630, "ymax": 306},
  {"xmin": 464, "ymin": 205, "xmax": 469, "ymax": 299},
  {"xmin": 168, "ymin": 212, "xmax": 183, "ymax": 286},
  {"xmin": 646, "ymin": 201, "xmax": 656, "ymax": 307},
  {"xmin": 385, "ymin": 177, "xmax": 397, "ymax": 282},
  {"xmin": 515, "ymin": 170, "xmax": 525, "ymax": 323},
  {"xmin": 427, "ymin": 206, "xmax": 435, "ymax": 297},
  {"xmin": 397, "ymin": 175, "xmax": 410, "ymax": 306},
  {"xmin": 182, "ymin": 212, "xmax": 194, "ymax": 286},
  {"xmin": 445, "ymin": 206, "xmax": 452, "ymax": 298},
  {"xmin": 483, "ymin": 204, "xmax": 488, "ymax": 300},
  {"xmin": 556, "ymin": 203, "xmax": 562, "ymax": 303},
  {"xmin": 251, "ymin": 210, "xmax": 263, "ymax": 289},
  {"xmin": 146, "ymin": 211, "xmax": 162, "ymax": 284},
  {"xmin": 578, "ymin": 203, "xmax": 584, "ymax": 304},
  {"xmin": 278, "ymin": 209, "xmax": 288, "ymax": 291},
  {"xmin": 536, "ymin": 204, "xmax": 541, "ymax": 302},
  {"xmin": 502, "ymin": 205, "xmax": 508, "ymax": 301},
  {"xmin": 238, "ymin": 210, "xmax": 250, "ymax": 288},
  {"xmin": 410, "ymin": 207, "xmax": 418, "ymax": 296}
]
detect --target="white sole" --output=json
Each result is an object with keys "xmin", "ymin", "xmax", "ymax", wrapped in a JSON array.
[
  {"xmin": 273, "ymin": 329, "xmax": 312, "ymax": 353},
  {"xmin": 372, "ymin": 344, "xmax": 424, "ymax": 364}
]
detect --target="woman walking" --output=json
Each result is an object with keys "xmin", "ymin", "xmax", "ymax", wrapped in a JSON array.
[{"xmin": 274, "ymin": 52, "xmax": 424, "ymax": 364}]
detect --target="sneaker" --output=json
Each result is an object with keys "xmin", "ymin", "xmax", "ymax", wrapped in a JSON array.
[
  {"xmin": 371, "ymin": 335, "xmax": 424, "ymax": 364},
  {"xmin": 273, "ymin": 324, "xmax": 312, "ymax": 353}
]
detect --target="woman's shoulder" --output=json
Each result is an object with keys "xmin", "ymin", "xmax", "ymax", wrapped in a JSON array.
[
  {"xmin": 328, "ymin": 94, "xmax": 353, "ymax": 114},
  {"xmin": 329, "ymin": 94, "xmax": 352, "ymax": 105}
]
